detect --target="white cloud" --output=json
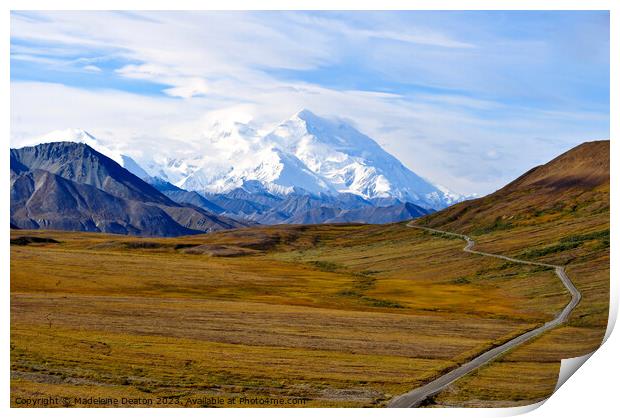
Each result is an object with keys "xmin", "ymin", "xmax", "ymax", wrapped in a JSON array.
[
  {"xmin": 163, "ymin": 79, "xmax": 210, "ymax": 99},
  {"xmin": 82, "ymin": 64, "xmax": 102, "ymax": 72}
]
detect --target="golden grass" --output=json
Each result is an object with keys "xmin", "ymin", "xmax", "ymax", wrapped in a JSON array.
[
  {"xmin": 432, "ymin": 361, "xmax": 560, "ymax": 407},
  {"xmin": 12, "ymin": 324, "xmax": 455, "ymax": 407},
  {"xmin": 10, "ymin": 212, "xmax": 607, "ymax": 407}
]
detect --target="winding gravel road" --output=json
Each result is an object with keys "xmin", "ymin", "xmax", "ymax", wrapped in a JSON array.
[{"xmin": 387, "ymin": 223, "xmax": 582, "ymax": 408}]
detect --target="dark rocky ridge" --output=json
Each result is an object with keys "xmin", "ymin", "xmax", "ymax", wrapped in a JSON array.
[{"xmin": 10, "ymin": 142, "xmax": 248, "ymax": 236}]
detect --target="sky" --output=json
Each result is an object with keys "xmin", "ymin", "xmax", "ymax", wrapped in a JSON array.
[{"xmin": 10, "ymin": 11, "xmax": 610, "ymax": 196}]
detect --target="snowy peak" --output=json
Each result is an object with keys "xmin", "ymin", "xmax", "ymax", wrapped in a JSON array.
[
  {"xmin": 266, "ymin": 110, "xmax": 461, "ymax": 209},
  {"xmin": 39, "ymin": 129, "xmax": 117, "ymax": 160},
  {"xmin": 294, "ymin": 109, "xmax": 382, "ymax": 152},
  {"xmin": 39, "ymin": 128, "xmax": 96, "ymax": 144}
]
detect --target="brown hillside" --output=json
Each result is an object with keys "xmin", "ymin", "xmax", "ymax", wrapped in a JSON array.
[
  {"xmin": 418, "ymin": 140, "xmax": 610, "ymax": 234},
  {"xmin": 505, "ymin": 140, "xmax": 609, "ymax": 191}
]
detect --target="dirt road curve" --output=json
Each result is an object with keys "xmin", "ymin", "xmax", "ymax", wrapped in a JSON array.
[{"xmin": 387, "ymin": 223, "xmax": 582, "ymax": 408}]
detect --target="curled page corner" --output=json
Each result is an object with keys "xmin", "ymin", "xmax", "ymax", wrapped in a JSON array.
[
  {"xmin": 603, "ymin": 302, "xmax": 617, "ymax": 343},
  {"xmin": 493, "ymin": 352, "xmax": 596, "ymax": 417},
  {"xmin": 499, "ymin": 399, "xmax": 546, "ymax": 416},
  {"xmin": 492, "ymin": 351, "xmax": 597, "ymax": 417},
  {"xmin": 554, "ymin": 352, "xmax": 595, "ymax": 392}
]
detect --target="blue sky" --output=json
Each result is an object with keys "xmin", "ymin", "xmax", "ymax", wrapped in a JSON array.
[{"xmin": 10, "ymin": 11, "xmax": 609, "ymax": 195}]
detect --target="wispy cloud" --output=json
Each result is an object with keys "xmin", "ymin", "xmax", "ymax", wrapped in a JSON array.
[{"xmin": 82, "ymin": 65, "xmax": 102, "ymax": 73}]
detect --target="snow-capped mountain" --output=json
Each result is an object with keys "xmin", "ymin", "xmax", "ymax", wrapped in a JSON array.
[
  {"xmin": 266, "ymin": 110, "xmax": 461, "ymax": 209},
  {"xmin": 31, "ymin": 110, "xmax": 466, "ymax": 211},
  {"xmin": 159, "ymin": 110, "xmax": 462, "ymax": 209}
]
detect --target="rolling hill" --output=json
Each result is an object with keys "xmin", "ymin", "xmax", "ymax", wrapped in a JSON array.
[{"xmin": 417, "ymin": 140, "xmax": 609, "ymax": 236}]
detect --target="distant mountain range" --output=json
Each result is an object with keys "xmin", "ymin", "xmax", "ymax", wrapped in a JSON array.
[
  {"xmin": 155, "ymin": 180, "xmax": 430, "ymax": 225},
  {"xmin": 11, "ymin": 110, "xmax": 472, "ymax": 235}
]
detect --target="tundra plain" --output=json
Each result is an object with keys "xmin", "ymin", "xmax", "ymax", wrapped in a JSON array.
[{"xmin": 11, "ymin": 221, "xmax": 607, "ymax": 407}]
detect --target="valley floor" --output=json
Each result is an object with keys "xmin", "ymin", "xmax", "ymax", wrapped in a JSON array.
[{"xmin": 10, "ymin": 221, "xmax": 608, "ymax": 407}]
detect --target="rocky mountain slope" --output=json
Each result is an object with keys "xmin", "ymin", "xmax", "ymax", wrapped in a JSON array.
[{"xmin": 10, "ymin": 142, "xmax": 248, "ymax": 236}]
